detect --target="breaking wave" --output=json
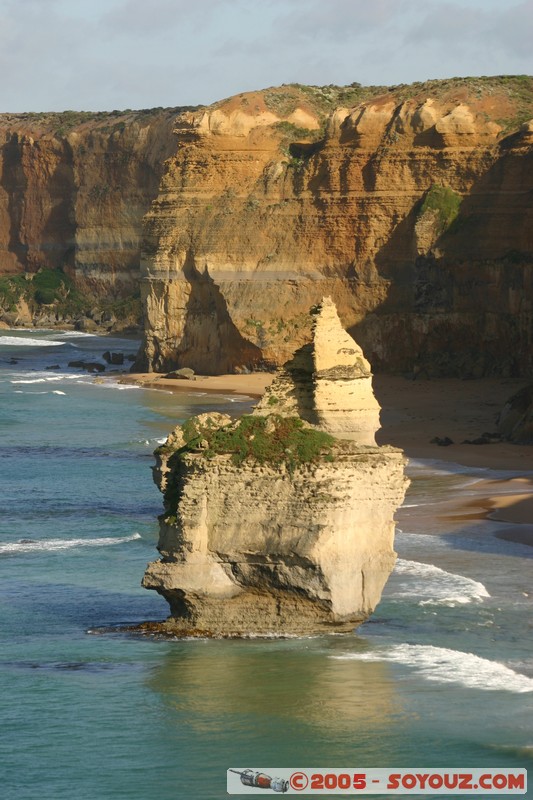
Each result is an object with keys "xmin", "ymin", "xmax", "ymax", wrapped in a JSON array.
[
  {"xmin": 11, "ymin": 374, "xmax": 85, "ymax": 384},
  {"xmin": 391, "ymin": 558, "xmax": 490, "ymax": 606},
  {"xmin": 0, "ymin": 336, "xmax": 65, "ymax": 347},
  {"xmin": 332, "ymin": 644, "xmax": 533, "ymax": 693},
  {"xmin": 0, "ymin": 533, "xmax": 142, "ymax": 554}
]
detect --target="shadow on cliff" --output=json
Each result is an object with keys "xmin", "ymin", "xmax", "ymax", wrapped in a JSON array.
[
  {"xmin": 1, "ymin": 134, "xmax": 29, "ymax": 267},
  {"xmin": 280, "ymin": 342, "xmax": 320, "ymax": 425},
  {"xmin": 349, "ymin": 133, "xmax": 533, "ymax": 379},
  {"xmin": 0, "ymin": 134, "xmax": 77, "ymax": 273},
  {"xmin": 40, "ymin": 140, "xmax": 77, "ymax": 272},
  {"xmin": 168, "ymin": 249, "xmax": 263, "ymax": 375}
]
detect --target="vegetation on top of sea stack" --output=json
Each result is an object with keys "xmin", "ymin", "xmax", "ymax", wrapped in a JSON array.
[{"xmin": 162, "ymin": 414, "xmax": 336, "ymax": 470}]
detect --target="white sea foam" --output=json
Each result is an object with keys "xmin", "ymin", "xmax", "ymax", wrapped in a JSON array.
[
  {"xmin": 134, "ymin": 437, "xmax": 168, "ymax": 446},
  {"xmin": 91, "ymin": 381, "xmax": 140, "ymax": 391},
  {"xmin": 11, "ymin": 374, "xmax": 84, "ymax": 384},
  {"xmin": 11, "ymin": 378, "xmax": 48, "ymax": 384},
  {"xmin": 52, "ymin": 331, "xmax": 97, "ymax": 339},
  {"xmin": 13, "ymin": 390, "xmax": 66, "ymax": 395},
  {"xmin": 0, "ymin": 336, "xmax": 65, "ymax": 347},
  {"xmin": 332, "ymin": 644, "xmax": 533, "ymax": 693},
  {"xmin": 0, "ymin": 533, "xmax": 142, "ymax": 554},
  {"xmin": 391, "ymin": 558, "xmax": 490, "ymax": 606}
]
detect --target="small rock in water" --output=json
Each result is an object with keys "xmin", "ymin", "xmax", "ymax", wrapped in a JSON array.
[
  {"xmin": 45, "ymin": 365, "xmax": 61, "ymax": 370},
  {"xmin": 103, "ymin": 351, "xmax": 124, "ymax": 365}
]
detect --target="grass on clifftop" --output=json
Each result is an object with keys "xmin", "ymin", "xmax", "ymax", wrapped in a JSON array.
[
  {"xmin": 262, "ymin": 76, "xmax": 533, "ymax": 138},
  {"xmin": 173, "ymin": 414, "xmax": 335, "ymax": 470}
]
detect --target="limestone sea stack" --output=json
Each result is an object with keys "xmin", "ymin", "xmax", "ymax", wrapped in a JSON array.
[{"xmin": 142, "ymin": 299, "xmax": 408, "ymax": 635}]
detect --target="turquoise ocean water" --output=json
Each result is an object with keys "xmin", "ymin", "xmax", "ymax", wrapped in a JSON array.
[{"xmin": 1, "ymin": 329, "xmax": 532, "ymax": 800}]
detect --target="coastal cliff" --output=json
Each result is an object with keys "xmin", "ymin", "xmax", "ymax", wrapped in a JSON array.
[
  {"xmin": 1, "ymin": 78, "xmax": 532, "ymax": 367},
  {"xmin": 0, "ymin": 107, "xmax": 188, "ymax": 327},
  {"xmin": 142, "ymin": 299, "xmax": 408, "ymax": 635},
  {"xmin": 136, "ymin": 77, "xmax": 533, "ymax": 377}
]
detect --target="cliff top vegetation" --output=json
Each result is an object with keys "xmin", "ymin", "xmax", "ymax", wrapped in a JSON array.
[
  {"xmin": 159, "ymin": 414, "xmax": 335, "ymax": 470},
  {"xmin": 1, "ymin": 76, "xmax": 531, "ymax": 139},
  {"xmin": 0, "ymin": 106, "xmax": 198, "ymax": 136},
  {"xmin": 214, "ymin": 75, "xmax": 533, "ymax": 139}
]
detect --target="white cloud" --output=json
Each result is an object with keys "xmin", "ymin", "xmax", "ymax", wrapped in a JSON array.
[{"xmin": 0, "ymin": 0, "xmax": 530, "ymax": 112}]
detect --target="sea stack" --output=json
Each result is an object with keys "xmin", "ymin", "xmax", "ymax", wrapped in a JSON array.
[{"xmin": 142, "ymin": 298, "xmax": 408, "ymax": 635}]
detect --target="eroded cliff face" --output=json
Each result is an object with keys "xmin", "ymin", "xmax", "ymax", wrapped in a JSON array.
[
  {"xmin": 142, "ymin": 300, "xmax": 408, "ymax": 635},
  {"xmin": 0, "ymin": 108, "xmax": 186, "ymax": 295},
  {"xmin": 137, "ymin": 78, "xmax": 533, "ymax": 377}
]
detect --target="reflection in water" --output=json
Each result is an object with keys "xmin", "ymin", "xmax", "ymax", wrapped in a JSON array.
[{"xmin": 147, "ymin": 638, "xmax": 402, "ymax": 754}]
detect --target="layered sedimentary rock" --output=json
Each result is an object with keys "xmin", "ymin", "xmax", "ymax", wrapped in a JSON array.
[
  {"xmin": 2, "ymin": 79, "xmax": 532, "ymax": 373},
  {"xmin": 0, "ymin": 108, "xmax": 187, "ymax": 294},
  {"xmin": 137, "ymin": 78, "xmax": 533, "ymax": 377},
  {"xmin": 254, "ymin": 297, "xmax": 380, "ymax": 444},
  {"xmin": 142, "ymin": 301, "xmax": 407, "ymax": 635}
]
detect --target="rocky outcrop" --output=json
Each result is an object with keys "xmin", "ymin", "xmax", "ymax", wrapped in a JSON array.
[
  {"xmin": 497, "ymin": 385, "xmax": 533, "ymax": 443},
  {"xmin": 136, "ymin": 77, "xmax": 533, "ymax": 377},
  {"xmin": 142, "ymin": 301, "xmax": 408, "ymax": 635},
  {"xmin": 254, "ymin": 297, "xmax": 380, "ymax": 444}
]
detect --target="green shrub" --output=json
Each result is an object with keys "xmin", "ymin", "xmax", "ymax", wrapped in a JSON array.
[
  {"xmin": 176, "ymin": 414, "xmax": 335, "ymax": 470},
  {"xmin": 420, "ymin": 185, "xmax": 462, "ymax": 234},
  {"xmin": 35, "ymin": 287, "xmax": 56, "ymax": 305},
  {"xmin": 0, "ymin": 274, "xmax": 29, "ymax": 311},
  {"xmin": 33, "ymin": 268, "xmax": 71, "ymax": 294}
]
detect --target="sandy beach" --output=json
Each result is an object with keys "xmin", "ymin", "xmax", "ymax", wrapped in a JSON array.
[
  {"xmin": 124, "ymin": 371, "xmax": 533, "ymax": 545},
  {"xmin": 120, "ymin": 371, "xmax": 274, "ymax": 397},
  {"xmin": 374, "ymin": 375, "xmax": 533, "ymax": 547}
]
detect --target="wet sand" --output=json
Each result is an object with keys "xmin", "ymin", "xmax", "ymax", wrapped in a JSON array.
[
  {"xmin": 120, "ymin": 372, "xmax": 274, "ymax": 397},
  {"xmin": 372, "ymin": 375, "xmax": 533, "ymax": 546}
]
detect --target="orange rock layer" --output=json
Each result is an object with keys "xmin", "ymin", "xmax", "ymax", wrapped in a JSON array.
[
  {"xmin": 1, "ymin": 79, "xmax": 532, "ymax": 376},
  {"xmin": 0, "ymin": 108, "xmax": 187, "ymax": 294},
  {"xmin": 137, "ymin": 79, "xmax": 533, "ymax": 376}
]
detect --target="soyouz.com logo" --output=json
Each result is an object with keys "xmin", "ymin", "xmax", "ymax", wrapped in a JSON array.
[{"xmin": 227, "ymin": 768, "xmax": 527, "ymax": 794}]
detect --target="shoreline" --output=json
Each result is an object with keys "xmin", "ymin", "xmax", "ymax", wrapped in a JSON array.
[{"xmin": 121, "ymin": 372, "xmax": 275, "ymax": 398}]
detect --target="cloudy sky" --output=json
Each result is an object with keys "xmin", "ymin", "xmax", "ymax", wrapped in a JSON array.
[{"xmin": 0, "ymin": 0, "xmax": 531, "ymax": 112}]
